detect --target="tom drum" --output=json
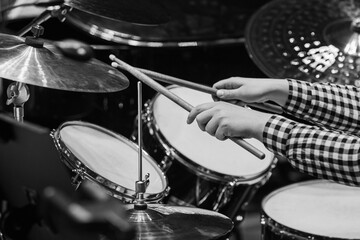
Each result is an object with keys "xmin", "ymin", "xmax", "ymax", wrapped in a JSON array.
[
  {"xmin": 135, "ymin": 85, "xmax": 277, "ymax": 223},
  {"xmin": 52, "ymin": 121, "xmax": 169, "ymax": 203},
  {"xmin": 261, "ymin": 179, "xmax": 360, "ymax": 239}
]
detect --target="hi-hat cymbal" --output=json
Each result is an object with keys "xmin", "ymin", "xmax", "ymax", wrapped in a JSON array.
[
  {"xmin": 0, "ymin": 33, "xmax": 129, "ymax": 92},
  {"xmin": 125, "ymin": 204, "xmax": 233, "ymax": 240},
  {"xmin": 246, "ymin": 0, "xmax": 360, "ymax": 86},
  {"xmin": 64, "ymin": 0, "xmax": 174, "ymax": 25}
]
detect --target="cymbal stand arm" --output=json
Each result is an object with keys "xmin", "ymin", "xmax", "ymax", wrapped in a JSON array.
[
  {"xmin": 134, "ymin": 81, "xmax": 150, "ymax": 210},
  {"xmin": 6, "ymin": 82, "xmax": 30, "ymax": 123},
  {"xmin": 17, "ymin": 4, "xmax": 71, "ymax": 37}
]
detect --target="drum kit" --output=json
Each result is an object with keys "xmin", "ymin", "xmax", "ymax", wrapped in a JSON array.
[{"xmin": 1, "ymin": 0, "xmax": 360, "ymax": 239}]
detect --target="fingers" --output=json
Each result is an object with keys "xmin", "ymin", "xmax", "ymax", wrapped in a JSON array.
[
  {"xmin": 204, "ymin": 117, "xmax": 218, "ymax": 136},
  {"xmin": 187, "ymin": 102, "xmax": 215, "ymax": 125},
  {"xmin": 213, "ymin": 77, "xmax": 242, "ymax": 90},
  {"xmin": 215, "ymin": 127, "xmax": 227, "ymax": 141},
  {"xmin": 187, "ymin": 102, "xmax": 228, "ymax": 141},
  {"xmin": 213, "ymin": 77, "xmax": 245, "ymax": 100},
  {"xmin": 216, "ymin": 89, "xmax": 239, "ymax": 100}
]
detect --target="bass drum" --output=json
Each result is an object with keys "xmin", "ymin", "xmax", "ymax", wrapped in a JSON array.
[
  {"xmin": 134, "ymin": 85, "xmax": 277, "ymax": 224},
  {"xmin": 261, "ymin": 180, "xmax": 360, "ymax": 240}
]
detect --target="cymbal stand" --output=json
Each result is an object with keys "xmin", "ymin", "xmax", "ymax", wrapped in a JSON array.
[
  {"xmin": 17, "ymin": 4, "xmax": 71, "ymax": 37},
  {"xmin": 6, "ymin": 82, "xmax": 29, "ymax": 123},
  {"xmin": 6, "ymin": 24, "xmax": 47, "ymax": 123},
  {"xmin": 6, "ymin": 3, "xmax": 71, "ymax": 121},
  {"xmin": 134, "ymin": 81, "xmax": 150, "ymax": 210}
]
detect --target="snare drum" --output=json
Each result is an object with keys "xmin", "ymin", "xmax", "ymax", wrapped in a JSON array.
[
  {"xmin": 52, "ymin": 121, "xmax": 169, "ymax": 203},
  {"xmin": 261, "ymin": 180, "xmax": 360, "ymax": 240},
  {"xmin": 136, "ymin": 85, "xmax": 277, "ymax": 222}
]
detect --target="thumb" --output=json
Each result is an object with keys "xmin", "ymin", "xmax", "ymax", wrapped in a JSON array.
[{"xmin": 216, "ymin": 89, "xmax": 239, "ymax": 100}]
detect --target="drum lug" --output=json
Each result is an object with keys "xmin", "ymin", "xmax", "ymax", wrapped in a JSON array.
[
  {"xmin": 143, "ymin": 100, "xmax": 153, "ymax": 122},
  {"xmin": 164, "ymin": 186, "xmax": 171, "ymax": 198},
  {"xmin": 71, "ymin": 168, "xmax": 86, "ymax": 190},
  {"xmin": 144, "ymin": 173, "xmax": 150, "ymax": 188},
  {"xmin": 159, "ymin": 155, "xmax": 173, "ymax": 172},
  {"xmin": 213, "ymin": 181, "xmax": 235, "ymax": 211}
]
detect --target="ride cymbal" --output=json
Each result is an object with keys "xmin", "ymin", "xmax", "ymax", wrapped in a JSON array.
[
  {"xmin": 64, "ymin": 0, "xmax": 271, "ymax": 48},
  {"xmin": 125, "ymin": 204, "xmax": 233, "ymax": 240},
  {"xmin": 63, "ymin": 0, "xmax": 173, "ymax": 25},
  {"xmin": 246, "ymin": 0, "xmax": 360, "ymax": 86},
  {"xmin": 0, "ymin": 33, "xmax": 129, "ymax": 92}
]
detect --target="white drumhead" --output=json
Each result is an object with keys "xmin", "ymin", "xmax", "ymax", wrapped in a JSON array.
[
  {"xmin": 59, "ymin": 123, "xmax": 166, "ymax": 194},
  {"xmin": 263, "ymin": 180, "xmax": 360, "ymax": 238},
  {"xmin": 152, "ymin": 86, "xmax": 274, "ymax": 178}
]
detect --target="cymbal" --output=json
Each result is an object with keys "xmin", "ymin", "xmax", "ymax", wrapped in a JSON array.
[
  {"xmin": 64, "ymin": 0, "xmax": 174, "ymax": 25},
  {"xmin": 0, "ymin": 33, "xmax": 129, "ymax": 92},
  {"xmin": 245, "ymin": 0, "xmax": 360, "ymax": 86},
  {"xmin": 64, "ymin": 0, "xmax": 271, "ymax": 47},
  {"xmin": 124, "ymin": 204, "xmax": 233, "ymax": 240}
]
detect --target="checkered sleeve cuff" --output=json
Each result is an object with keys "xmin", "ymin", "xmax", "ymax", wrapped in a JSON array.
[
  {"xmin": 263, "ymin": 115, "xmax": 296, "ymax": 157},
  {"xmin": 283, "ymin": 79, "xmax": 312, "ymax": 115},
  {"xmin": 283, "ymin": 79, "xmax": 360, "ymax": 134}
]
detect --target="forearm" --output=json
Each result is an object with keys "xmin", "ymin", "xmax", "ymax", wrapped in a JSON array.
[
  {"xmin": 283, "ymin": 79, "xmax": 360, "ymax": 134},
  {"xmin": 263, "ymin": 115, "xmax": 360, "ymax": 187}
]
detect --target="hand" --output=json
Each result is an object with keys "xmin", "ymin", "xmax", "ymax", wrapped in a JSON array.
[
  {"xmin": 187, "ymin": 101, "xmax": 273, "ymax": 142},
  {"xmin": 213, "ymin": 77, "xmax": 289, "ymax": 107}
]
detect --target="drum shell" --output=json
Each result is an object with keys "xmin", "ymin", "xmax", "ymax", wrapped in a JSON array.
[
  {"xmin": 52, "ymin": 121, "xmax": 169, "ymax": 203},
  {"xmin": 261, "ymin": 212, "xmax": 325, "ymax": 240}
]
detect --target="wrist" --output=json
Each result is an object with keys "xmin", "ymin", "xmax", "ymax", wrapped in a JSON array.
[
  {"xmin": 267, "ymin": 79, "xmax": 289, "ymax": 107},
  {"xmin": 252, "ymin": 112, "xmax": 273, "ymax": 142}
]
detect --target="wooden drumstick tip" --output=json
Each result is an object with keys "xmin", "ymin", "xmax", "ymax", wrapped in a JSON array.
[
  {"xmin": 109, "ymin": 54, "xmax": 116, "ymax": 61},
  {"xmin": 111, "ymin": 62, "xmax": 119, "ymax": 68}
]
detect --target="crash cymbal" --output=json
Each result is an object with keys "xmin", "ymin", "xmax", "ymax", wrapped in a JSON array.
[
  {"xmin": 0, "ymin": 33, "xmax": 129, "ymax": 92},
  {"xmin": 64, "ymin": 0, "xmax": 271, "ymax": 47},
  {"xmin": 124, "ymin": 204, "xmax": 233, "ymax": 240},
  {"xmin": 246, "ymin": 0, "xmax": 360, "ymax": 86},
  {"xmin": 63, "ymin": 0, "xmax": 174, "ymax": 25}
]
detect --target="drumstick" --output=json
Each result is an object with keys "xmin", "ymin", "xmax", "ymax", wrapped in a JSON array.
[
  {"xmin": 115, "ymin": 65, "xmax": 283, "ymax": 114},
  {"xmin": 110, "ymin": 54, "xmax": 266, "ymax": 160}
]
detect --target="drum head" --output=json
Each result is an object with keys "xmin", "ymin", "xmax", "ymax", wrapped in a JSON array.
[
  {"xmin": 262, "ymin": 180, "xmax": 360, "ymax": 239},
  {"xmin": 58, "ymin": 122, "xmax": 167, "ymax": 195},
  {"xmin": 152, "ymin": 86, "xmax": 274, "ymax": 180}
]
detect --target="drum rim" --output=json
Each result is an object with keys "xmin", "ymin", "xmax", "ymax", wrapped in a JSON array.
[
  {"xmin": 261, "ymin": 179, "xmax": 360, "ymax": 240},
  {"xmin": 65, "ymin": 9, "xmax": 245, "ymax": 48},
  {"xmin": 146, "ymin": 85, "xmax": 277, "ymax": 183},
  {"xmin": 52, "ymin": 120, "xmax": 169, "ymax": 203}
]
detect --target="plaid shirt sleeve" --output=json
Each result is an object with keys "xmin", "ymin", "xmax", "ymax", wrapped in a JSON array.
[
  {"xmin": 284, "ymin": 79, "xmax": 360, "ymax": 135},
  {"xmin": 263, "ymin": 115, "xmax": 360, "ymax": 187}
]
